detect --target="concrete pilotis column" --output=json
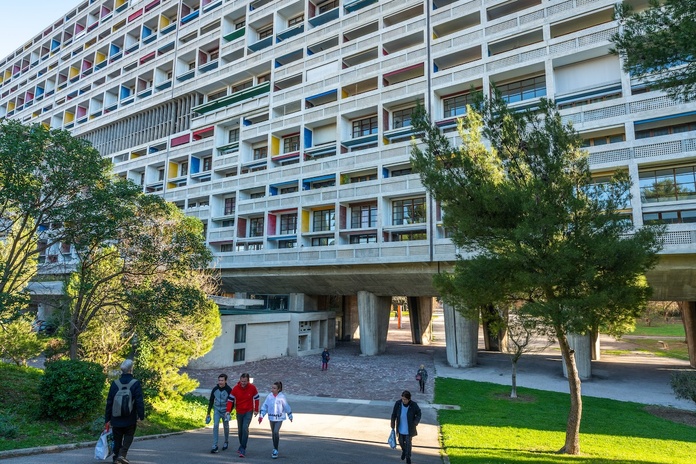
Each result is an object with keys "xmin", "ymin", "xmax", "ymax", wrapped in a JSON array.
[
  {"xmin": 408, "ymin": 296, "xmax": 433, "ymax": 344},
  {"xmin": 357, "ymin": 291, "xmax": 390, "ymax": 355},
  {"xmin": 562, "ymin": 333, "xmax": 592, "ymax": 380},
  {"xmin": 343, "ymin": 295, "xmax": 359, "ymax": 341},
  {"xmin": 288, "ymin": 293, "xmax": 317, "ymax": 311},
  {"xmin": 443, "ymin": 303, "xmax": 478, "ymax": 367}
]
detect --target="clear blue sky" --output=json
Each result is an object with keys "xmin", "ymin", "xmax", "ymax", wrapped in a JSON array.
[{"xmin": 0, "ymin": 1, "xmax": 82, "ymax": 60}]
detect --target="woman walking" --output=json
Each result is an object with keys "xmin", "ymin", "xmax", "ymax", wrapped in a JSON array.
[
  {"xmin": 416, "ymin": 364, "xmax": 428, "ymax": 393},
  {"xmin": 258, "ymin": 381, "xmax": 293, "ymax": 459}
]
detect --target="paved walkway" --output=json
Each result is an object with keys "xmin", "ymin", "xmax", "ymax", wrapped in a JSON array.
[{"xmin": 2, "ymin": 309, "xmax": 694, "ymax": 463}]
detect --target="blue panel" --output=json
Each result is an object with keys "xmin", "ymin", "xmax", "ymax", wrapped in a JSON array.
[
  {"xmin": 190, "ymin": 157, "xmax": 201, "ymax": 173},
  {"xmin": 383, "ymin": 167, "xmax": 389, "ymax": 179},
  {"xmin": 304, "ymin": 127, "xmax": 312, "ymax": 148}
]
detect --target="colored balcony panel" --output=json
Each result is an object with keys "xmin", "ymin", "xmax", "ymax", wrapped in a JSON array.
[
  {"xmin": 223, "ymin": 27, "xmax": 245, "ymax": 42},
  {"xmin": 248, "ymin": 36, "xmax": 273, "ymax": 53},
  {"xmin": 193, "ymin": 81, "xmax": 270, "ymax": 114},
  {"xmin": 158, "ymin": 41, "xmax": 175, "ymax": 54},
  {"xmin": 276, "ymin": 24, "xmax": 304, "ymax": 42},
  {"xmin": 181, "ymin": 10, "xmax": 200, "ymax": 24},
  {"xmin": 193, "ymin": 126, "xmax": 214, "ymax": 140},
  {"xmin": 344, "ymin": 0, "xmax": 378, "ymax": 13},
  {"xmin": 144, "ymin": 0, "xmax": 161, "ymax": 12},
  {"xmin": 128, "ymin": 9, "xmax": 144, "ymax": 22},
  {"xmin": 199, "ymin": 60, "xmax": 219, "ymax": 73},
  {"xmin": 203, "ymin": 0, "xmax": 222, "ymax": 13},
  {"xmin": 171, "ymin": 134, "xmax": 191, "ymax": 147},
  {"xmin": 308, "ymin": 7, "xmax": 340, "ymax": 28}
]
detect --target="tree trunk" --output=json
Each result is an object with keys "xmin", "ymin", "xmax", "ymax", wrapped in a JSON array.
[
  {"xmin": 69, "ymin": 327, "xmax": 79, "ymax": 361},
  {"xmin": 510, "ymin": 359, "xmax": 518, "ymax": 398},
  {"xmin": 557, "ymin": 331, "xmax": 582, "ymax": 454},
  {"xmin": 678, "ymin": 301, "xmax": 696, "ymax": 368}
]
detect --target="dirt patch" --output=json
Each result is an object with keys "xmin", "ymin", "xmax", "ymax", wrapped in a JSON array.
[
  {"xmin": 644, "ymin": 405, "xmax": 696, "ymax": 427},
  {"xmin": 493, "ymin": 393, "xmax": 536, "ymax": 402}
]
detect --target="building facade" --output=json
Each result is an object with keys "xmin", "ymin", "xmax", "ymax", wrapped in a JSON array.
[{"xmin": 3, "ymin": 0, "xmax": 696, "ymax": 365}]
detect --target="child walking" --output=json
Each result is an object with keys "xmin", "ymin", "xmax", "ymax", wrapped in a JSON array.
[{"xmin": 258, "ymin": 381, "xmax": 293, "ymax": 459}]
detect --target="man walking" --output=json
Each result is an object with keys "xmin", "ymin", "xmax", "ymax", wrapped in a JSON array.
[
  {"xmin": 205, "ymin": 374, "xmax": 232, "ymax": 453},
  {"xmin": 105, "ymin": 359, "xmax": 145, "ymax": 464},
  {"xmin": 227, "ymin": 373, "xmax": 260, "ymax": 458},
  {"xmin": 390, "ymin": 390, "xmax": 421, "ymax": 464}
]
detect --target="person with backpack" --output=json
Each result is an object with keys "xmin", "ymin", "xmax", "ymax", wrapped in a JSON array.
[
  {"xmin": 105, "ymin": 359, "xmax": 145, "ymax": 464},
  {"xmin": 205, "ymin": 374, "xmax": 232, "ymax": 453}
]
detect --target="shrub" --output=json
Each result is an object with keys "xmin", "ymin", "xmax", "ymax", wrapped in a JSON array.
[
  {"xmin": 0, "ymin": 317, "xmax": 45, "ymax": 366},
  {"xmin": 670, "ymin": 371, "xmax": 696, "ymax": 405},
  {"xmin": 0, "ymin": 414, "xmax": 18, "ymax": 439},
  {"xmin": 40, "ymin": 359, "xmax": 106, "ymax": 421}
]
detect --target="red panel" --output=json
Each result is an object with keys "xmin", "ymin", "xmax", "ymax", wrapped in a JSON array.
[
  {"xmin": 192, "ymin": 126, "xmax": 214, "ymax": 139},
  {"xmin": 145, "ymin": 0, "xmax": 161, "ymax": 12},
  {"xmin": 139, "ymin": 51, "xmax": 155, "ymax": 64},
  {"xmin": 170, "ymin": 134, "xmax": 190, "ymax": 147},
  {"xmin": 267, "ymin": 214, "xmax": 277, "ymax": 236},
  {"xmin": 128, "ymin": 9, "xmax": 144, "ymax": 22}
]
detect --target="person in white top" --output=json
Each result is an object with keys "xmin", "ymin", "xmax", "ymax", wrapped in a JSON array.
[{"xmin": 258, "ymin": 381, "xmax": 293, "ymax": 459}]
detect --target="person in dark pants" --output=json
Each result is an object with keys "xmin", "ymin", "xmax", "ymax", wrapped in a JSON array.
[
  {"xmin": 206, "ymin": 374, "xmax": 232, "ymax": 453},
  {"xmin": 227, "ymin": 372, "xmax": 260, "ymax": 458},
  {"xmin": 105, "ymin": 359, "xmax": 145, "ymax": 464},
  {"xmin": 390, "ymin": 390, "xmax": 421, "ymax": 464},
  {"xmin": 321, "ymin": 348, "xmax": 330, "ymax": 371},
  {"xmin": 416, "ymin": 365, "xmax": 428, "ymax": 393}
]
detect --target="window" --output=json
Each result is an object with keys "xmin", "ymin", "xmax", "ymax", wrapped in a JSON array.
[
  {"xmin": 250, "ymin": 191, "xmax": 265, "ymax": 199},
  {"xmin": 392, "ymin": 108, "xmax": 415, "ymax": 129},
  {"xmin": 234, "ymin": 324, "xmax": 246, "ymax": 343},
  {"xmin": 220, "ymin": 243, "xmax": 234, "ymax": 252},
  {"xmin": 280, "ymin": 213, "xmax": 298, "ymax": 234},
  {"xmin": 351, "ymin": 204, "xmax": 377, "ymax": 228},
  {"xmin": 639, "ymin": 166, "xmax": 696, "ymax": 203},
  {"xmin": 352, "ymin": 115, "xmax": 378, "ymax": 137},
  {"xmin": 280, "ymin": 185, "xmax": 298, "ymax": 194},
  {"xmin": 310, "ymin": 179, "xmax": 336, "ymax": 189},
  {"xmin": 350, "ymin": 234, "xmax": 377, "ymax": 244},
  {"xmin": 318, "ymin": 0, "xmax": 339, "ymax": 14},
  {"xmin": 392, "ymin": 197, "xmax": 426, "ymax": 225},
  {"xmin": 188, "ymin": 61, "xmax": 196, "ymax": 70},
  {"xmin": 253, "ymin": 146, "xmax": 268, "ymax": 160},
  {"xmin": 157, "ymin": 168, "xmax": 165, "ymax": 181},
  {"xmin": 233, "ymin": 80, "xmax": 252, "ymax": 93},
  {"xmin": 643, "ymin": 209, "xmax": 696, "ymax": 224},
  {"xmin": 635, "ymin": 121, "xmax": 696, "ymax": 139},
  {"xmin": 311, "ymin": 236, "xmax": 334, "ymax": 246},
  {"xmin": 443, "ymin": 92, "xmax": 476, "ymax": 118},
  {"xmin": 233, "ymin": 348, "xmax": 245, "ymax": 362},
  {"xmin": 288, "ymin": 15, "xmax": 304, "ymax": 27},
  {"xmin": 392, "ymin": 231, "xmax": 427, "ymax": 241},
  {"xmin": 313, "ymin": 209, "xmax": 335, "ymax": 232},
  {"xmin": 210, "ymin": 49, "xmax": 219, "ymax": 61},
  {"xmin": 350, "ymin": 173, "xmax": 377, "ymax": 183},
  {"xmin": 228, "ymin": 128, "xmax": 240, "ymax": 143},
  {"xmin": 249, "ymin": 217, "xmax": 264, "ymax": 237},
  {"xmin": 283, "ymin": 135, "xmax": 300, "ymax": 153},
  {"xmin": 224, "ymin": 197, "xmax": 236, "ymax": 215},
  {"xmin": 179, "ymin": 162, "xmax": 188, "ymax": 176},
  {"xmin": 582, "ymin": 134, "xmax": 625, "ymax": 147},
  {"xmin": 203, "ymin": 156, "xmax": 212, "ymax": 171},
  {"xmin": 258, "ymin": 25, "xmax": 273, "ymax": 39},
  {"xmin": 235, "ymin": 20, "xmax": 245, "ymax": 30},
  {"xmin": 498, "ymin": 75, "xmax": 546, "ymax": 104},
  {"xmin": 278, "ymin": 239, "xmax": 296, "ymax": 248},
  {"xmin": 258, "ymin": 73, "xmax": 271, "ymax": 84},
  {"xmin": 247, "ymin": 242, "xmax": 264, "ymax": 251},
  {"xmin": 390, "ymin": 167, "xmax": 412, "ymax": 177},
  {"xmin": 208, "ymin": 88, "xmax": 227, "ymax": 101}
]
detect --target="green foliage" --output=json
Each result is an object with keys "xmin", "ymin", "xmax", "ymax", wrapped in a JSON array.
[
  {"xmin": 40, "ymin": 359, "xmax": 106, "ymax": 421},
  {"xmin": 611, "ymin": 0, "xmax": 696, "ymax": 102},
  {"xmin": 0, "ymin": 363, "xmax": 208, "ymax": 452},
  {"xmin": 435, "ymin": 378, "xmax": 696, "ymax": 463},
  {"xmin": 0, "ymin": 315, "xmax": 45, "ymax": 366},
  {"xmin": 0, "ymin": 414, "xmax": 18, "ymax": 439},
  {"xmin": 671, "ymin": 371, "xmax": 696, "ymax": 404}
]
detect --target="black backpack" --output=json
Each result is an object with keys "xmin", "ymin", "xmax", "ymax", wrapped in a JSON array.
[{"xmin": 112, "ymin": 379, "xmax": 137, "ymax": 418}]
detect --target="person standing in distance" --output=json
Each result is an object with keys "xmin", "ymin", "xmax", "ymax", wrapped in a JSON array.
[
  {"xmin": 258, "ymin": 381, "xmax": 293, "ymax": 459},
  {"xmin": 416, "ymin": 364, "xmax": 428, "ymax": 394},
  {"xmin": 206, "ymin": 374, "xmax": 232, "ymax": 453},
  {"xmin": 390, "ymin": 390, "xmax": 421, "ymax": 464},
  {"xmin": 105, "ymin": 359, "xmax": 145, "ymax": 464},
  {"xmin": 321, "ymin": 348, "xmax": 330, "ymax": 371},
  {"xmin": 226, "ymin": 373, "xmax": 260, "ymax": 458}
]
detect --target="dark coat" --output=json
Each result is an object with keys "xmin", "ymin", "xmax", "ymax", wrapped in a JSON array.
[
  {"xmin": 390, "ymin": 399, "xmax": 421, "ymax": 437},
  {"xmin": 105, "ymin": 373, "xmax": 145, "ymax": 427}
]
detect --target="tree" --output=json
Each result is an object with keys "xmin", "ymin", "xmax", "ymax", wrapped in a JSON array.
[
  {"xmin": 0, "ymin": 120, "xmax": 112, "ymax": 325},
  {"xmin": 410, "ymin": 96, "xmax": 663, "ymax": 454},
  {"xmin": 611, "ymin": 0, "xmax": 696, "ymax": 102},
  {"xmin": 0, "ymin": 315, "xmax": 45, "ymax": 366}
]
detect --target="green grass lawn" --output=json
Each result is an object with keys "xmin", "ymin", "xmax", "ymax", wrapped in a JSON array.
[
  {"xmin": 435, "ymin": 378, "xmax": 696, "ymax": 464},
  {"xmin": 631, "ymin": 320, "xmax": 686, "ymax": 338},
  {"xmin": 0, "ymin": 363, "xmax": 209, "ymax": 452}
]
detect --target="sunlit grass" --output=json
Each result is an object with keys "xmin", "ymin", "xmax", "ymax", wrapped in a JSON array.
[
  {"xmin": 435, "ymin": 378, "xmax": 696, "ymax": 464},
  {"xmin": 630, "ymin": 321, "xmax": 685, "ymax": 338}
]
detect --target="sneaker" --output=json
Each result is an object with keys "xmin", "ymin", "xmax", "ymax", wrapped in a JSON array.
[
  {"xmin": 272, "ymin": 449, "xmax": 278, "ymax": 459},
  {"xmin": 116, "ymin": 458, "xmax": 130, "ymax": 464},
  {"xmin": 211, "ymin": 446, "xmax": 219, "ymax": 453},
  {"xmin": 238, "ymin": 447, "xmax": 245, "ymax": 458},
  {"xmin": 222, "ymin": 442, "xmax": 229, "ymax": 451}
]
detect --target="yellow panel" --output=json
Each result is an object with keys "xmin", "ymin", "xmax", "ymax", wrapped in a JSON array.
[
  {"xmin": 64, "ymin": 111, "xmax": 75, "ymax": 123},
  {"xmin": 301, "ymin": 210, "xmax": 310, "ymax": 233},
  {"xmin": 168, "ymin": 161, "xmax": 177, "ymax": 179},
  {"xmin": 159, "ymin": 15, "xmax": 171, "ymax": 29},
  {"xmin": 69, "ymin": 66, "xmax": 79, "ymax": 78},
  {"xmin": 96, "ymin": 52, "xmax": 106, "ymax": 63},
  {"xmin": 271, "ymin": 136, "xmax": 280, "ymax": 156},
  {"xmin": 115, "ymin": 0, "xmax": 127, "ymax": 7}
]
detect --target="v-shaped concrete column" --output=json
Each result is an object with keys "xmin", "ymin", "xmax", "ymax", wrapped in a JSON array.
[{"xmin": 357, "ymin": 291, "xmax": 390, "ymax": 355}]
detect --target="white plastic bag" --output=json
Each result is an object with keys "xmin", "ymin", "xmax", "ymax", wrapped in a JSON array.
[
  {"xmin": 94, "ymin": 429, "xmax": 113, "ymax": 460},
  {"xmin": 387, "ymin": 429, "xmax": 397, "ymax": 449}
]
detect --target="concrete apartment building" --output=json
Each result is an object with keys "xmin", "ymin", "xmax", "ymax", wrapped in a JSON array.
[{"xmin": 3, "ymin": 0, "xmax": 696, "ymax": 369}]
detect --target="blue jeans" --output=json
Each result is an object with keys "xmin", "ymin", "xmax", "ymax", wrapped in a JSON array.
[
  {"xmin": 212, "ymin": 408, "xmax": 229, "ymax": 447},
  {"xmin": 236, "ymin": 411, "xmax": 253, "ymax": 449}
]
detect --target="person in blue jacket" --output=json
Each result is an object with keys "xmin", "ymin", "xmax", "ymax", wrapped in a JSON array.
[{"xmin": 321, "ymin": 348, "xmax": 330, "ymax": 371}]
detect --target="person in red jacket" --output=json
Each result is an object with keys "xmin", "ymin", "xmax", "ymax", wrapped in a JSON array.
[{"xmin": 226, "ymin": 372, "xmax": 260, "ymax": 458}]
